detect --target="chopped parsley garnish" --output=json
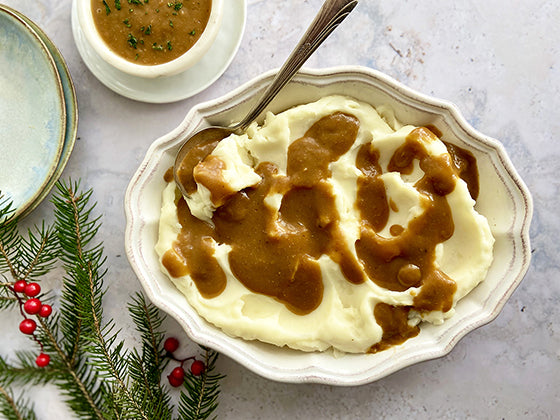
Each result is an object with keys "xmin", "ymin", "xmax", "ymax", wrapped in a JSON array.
[
  {"xmin": 144, "ymin": 24, "xmax": 152, "ymax": 35},
  {"xmin": 128, "ymin": 0, "xmax": 142, "ymax": 5},
  {"xmin": 127, "ymin": 33, "xmax": 138, "ymax": 49},
  {"xmin": 123, "ymin": 18, "xmax": 131, "ymax": 28},
  {"xmin": 102, "ymin": 0, "xmax": 111, "ymax": 15},
  {"xmin": 169, "ymin": 20, "xmax": 174, "ymax": 27},
  {"xmin": 167, "ymin": 41, "xmax": 173, "ymax": 50},
  {"xmin": 152, "ymin": 42, "xmax": 164, "ymax": 51},
  {"xmin": 167, "ymin": 1, "xmax": 183, "ymax": 11},
  {"xmin": 189, "ymin": 29, "xmax": 196, "ymax": 36},
  {"xmin": 115, "ymin": 0, "xmax": 122, "ymax": 10}
]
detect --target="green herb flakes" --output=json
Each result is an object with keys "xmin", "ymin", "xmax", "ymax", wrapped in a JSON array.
[
  {"xmin": 167, "ymin": 1, "xmax": 183, "ymax": 11},
  {"xmin": 102, "ymin": 0, "xmax": 111, "ymax": 15},
  {"xmin": 127, "ymin": 33, "xmax": 138, "ymax": 49}
]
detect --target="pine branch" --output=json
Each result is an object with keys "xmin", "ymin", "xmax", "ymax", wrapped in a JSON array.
[
  {"xmin": 128, "ymin": 293, "xmax": 167, "ymax": 372},
  {"xmin": 177, "ymin": 348, "xmax": 224, "ymax": 420},
  {"xmin": 0, "ymin": 289, "xmax": 18, "ymax": 310},
  {"xmin": 35, "ymin": 315, "xmax": 107, "ymax": 420},
  {"xmin": 0, "ymin": 181, "xmax": 225, "ymax": 419},
  {"xmin": 0, "ymin": 196, "xmax": 59, "ymax": 283},
  {"xmin": 0, "ymin": 194, "xmax": 103, "ymax": 419},
  {"xmin": 0, "ymin": 357, "xmax": 38, "ymax": 420},
  {"xmin": 3, "ymin": 352, "xmax": 61, "ymax": 386},
  {"xmin": 0, "ymin": 384, "xmax": 37, "ymax": 420},
  {"xmin": 17, "ymin": 222, "xmax": 59, "ymax": 281},
  {"xmin": 53, "ymin": 180, "xmax": 150, "ymax": 420},
  {"xmin": 127, "ymin": 293, "xmax": 173, "ymax": 419},
  {"xmin": 0, "ymin": 195, "xmax": 21, "ymax": 280},
  {"xmin": 0, "ymin": 278, "xmax": 19, "ymax": 311},
  {"xmin": 51, "ymin": 181, "xmax": 119, "ymax": 419}
]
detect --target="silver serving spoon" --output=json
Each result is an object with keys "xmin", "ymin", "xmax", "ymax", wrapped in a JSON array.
[{"xmin": 173, "ymin": 0, "xmax": 358, "ymax": 199}]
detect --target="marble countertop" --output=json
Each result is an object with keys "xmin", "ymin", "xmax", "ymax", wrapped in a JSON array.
[{"xmin": 1, "ymin": 0, "xmax": 558, "ymax": 418}]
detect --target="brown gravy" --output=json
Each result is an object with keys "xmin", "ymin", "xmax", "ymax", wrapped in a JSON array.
[
  {"xmin": 91, "ymin": 0, "xmax": 211, "ymax": 65},
  {"xmin": 164, "ymin": 114, "xmax": 479, "ymax": 351}
]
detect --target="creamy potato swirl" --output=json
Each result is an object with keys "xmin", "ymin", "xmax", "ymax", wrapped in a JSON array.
[{"xmin": 156, "ymin": 96, "xmax": 494, "ymax": 353}]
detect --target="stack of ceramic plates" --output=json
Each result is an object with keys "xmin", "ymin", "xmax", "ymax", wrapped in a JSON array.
[{"xmin": 0, "ymin": 5, "xmax": 77, "ymax": 219}]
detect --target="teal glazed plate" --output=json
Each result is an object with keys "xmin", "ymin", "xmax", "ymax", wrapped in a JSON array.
[
  {"xmin": 0, "ymin": 6, "xmax": 66, "ymax": 218},
  {"xmin": 6, "ymin": 6, "xmax": 79, "ymax": 218}
]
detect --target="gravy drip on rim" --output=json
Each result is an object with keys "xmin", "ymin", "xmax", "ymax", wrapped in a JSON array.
[
  {"xmin": 91, "ymin": 0, "xmax": 211, "ymax": 65},
  {"xmin": 162, "ymin": 114, "xmax": 480, "ymax": 350}
]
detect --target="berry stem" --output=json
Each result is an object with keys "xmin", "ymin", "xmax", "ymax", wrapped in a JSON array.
[
  {"xmin": 31, "ymin": 333, "xmax": 45, "ymax": 353},
  {"xmin": 165, "ymin": 352, "xmax": 195, "ymax": 367},
  {"xmin": 8, "ymin": 284, "xmax": 29, "ymax": 318}
]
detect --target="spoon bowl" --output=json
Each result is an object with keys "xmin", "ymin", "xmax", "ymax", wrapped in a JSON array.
[{"xmin": 173, "ymin": 0, "xmax": 358, "ymax": 199}]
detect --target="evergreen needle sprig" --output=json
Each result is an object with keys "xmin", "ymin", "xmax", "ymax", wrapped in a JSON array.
[
  {"xmin": 178, "ymin": 348, "xmax": 224, "ymax": 420},
  {"xmin": 0, "ymin": 367, "xmax": 37, "ymax": 420},
  {"xmin": 0, "ymin": 180, "xmax": 223, "ymax": 419}
]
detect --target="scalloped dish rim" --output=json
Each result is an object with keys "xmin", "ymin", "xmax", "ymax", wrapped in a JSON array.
[{"xmin": 124, "ymin": 66, "xmax": 532, "ymax": 385}]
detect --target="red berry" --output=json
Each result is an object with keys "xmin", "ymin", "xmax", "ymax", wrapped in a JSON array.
[
  {"xmin": 19, "ymin": 319, "xmax": 37, "ymax": 335},
  {"xmin": 13, "ymin": 280, "xmax": 27, "ymax": 293},
  {"xmin": 36, "ymin": 353, "xmax": 50, "ymax": 367},
  {"xmin": 167, "ymin": 366, "xmax": 185, "ymax": 387},
  {"xmin": 190, "ymin": 360, "xmax": 205, "ymax": 376},
  {"xmin": 170, "ymin": 366, "xmax": 185, "ymax": 380},
  {"xmin": 39, "ymin": 304, "xmax": 53, "ymax": 318},
  {"xmin": 167, "ymin": 374, "xmax": 184, "ymax": 387},
  {"xmin": 164, "ymin": 337, "xmax": 180, "ymax": 353},
  {"xmin": 24, "ymin": 282, "xmax": 41, "ymax": 297},
  {"xmin": 24, "ymin": 298, "xmax": 42, "ymax": 315}
]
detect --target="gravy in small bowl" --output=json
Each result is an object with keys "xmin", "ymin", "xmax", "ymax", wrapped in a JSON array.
[{"xmin": 78, "ymin": 0, "xmax": 223, "ymax": 78}]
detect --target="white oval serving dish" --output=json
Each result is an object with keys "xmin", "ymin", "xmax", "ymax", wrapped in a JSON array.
[{"xmin": 125, "ymin": 66, "xmax": 532, "ymax": 385}]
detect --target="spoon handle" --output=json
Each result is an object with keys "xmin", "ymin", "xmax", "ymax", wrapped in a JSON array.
[{"xmin": 236, "ymin": 0, "xmax": 358, "ymax": 132}]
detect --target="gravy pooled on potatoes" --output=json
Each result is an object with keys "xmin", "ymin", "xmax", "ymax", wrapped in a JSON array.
[{"xmin": 156, "ymin": 96, "xmax": 494, "ymax": 354}]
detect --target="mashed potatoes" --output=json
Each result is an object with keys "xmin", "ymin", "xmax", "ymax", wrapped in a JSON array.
[{"xmin": 155, "ymin": 95, "xmax": 494, "ymax": 354}]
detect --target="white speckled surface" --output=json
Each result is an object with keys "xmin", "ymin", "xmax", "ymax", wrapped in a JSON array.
[{"xmin": 0, "ymin": 0, "xmax": 558, "ymax": 418}]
